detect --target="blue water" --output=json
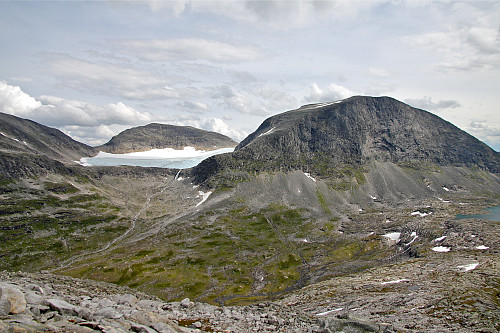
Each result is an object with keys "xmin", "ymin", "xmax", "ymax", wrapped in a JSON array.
[{"xmin": 454, "ymin": 205, "xmax": 500, "ymax": 221}]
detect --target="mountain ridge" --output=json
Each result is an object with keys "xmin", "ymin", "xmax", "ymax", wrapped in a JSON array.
[
  {"xmin": 193, "ymin": 96, "xmax": 499, "ymax": 187},
  {"xmin": 97, "ymin": 123, "xmax": 237, "ymax": 154}
]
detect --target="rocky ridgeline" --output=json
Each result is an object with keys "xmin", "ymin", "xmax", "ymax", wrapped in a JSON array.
[{"xmin": 1, "ymin": 271, "xmax": 393, "ymax": 333}]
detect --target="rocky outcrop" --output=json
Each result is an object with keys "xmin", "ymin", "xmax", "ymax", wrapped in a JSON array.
[
  {"xmin": 97, "ymin": 123, "xmax": 237, "ymax": 154},
  {"xmin": 193, "ymin": 96, "xmax": 499, "ymax": 187}
]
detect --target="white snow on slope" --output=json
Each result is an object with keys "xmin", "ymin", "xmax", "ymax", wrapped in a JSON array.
[
  {"xmin": 457, "ymin": 263, "xmax": 479, "ymax": 271},
  {"xmin": 434, "ymin": 236, "xmax": 447, "ymax": 242},
  {"xmin": 432, "ymin": 246, "xmax": 451, "ymax": 252},
  {"xmin": 381, "ymin": 279, "xmax": 409, "ymax": 285},
  {"xmin": 383, "ymin": 232, "xmax": 401, "ymax": 242},
  {"xmin": 304, "ymin": 172, "xmax": 316, "ymax": 182},
  {"xmin": 316, "ymin": 308, "xmax": 344, "ymax": 316},
  {"xmin": 411, "ymin": 211, "xmax": 431, "ymax": 217},
  {"xmin": 476, "ymin": 245, "xmax": 489, "ymax": 250},
  {"xmin": 258, "ymin": 127, "xmax": 276, "ymax": 137},
  {"xmin": 406, "ymin": 232, "xmax": 418, "ymax": 245},
  {"xmin": 196, "ymin": 190, "xmax": 212, "ymax": 207}
]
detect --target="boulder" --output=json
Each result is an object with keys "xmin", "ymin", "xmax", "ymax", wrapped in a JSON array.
[
  {"xmin": 44, "ymin": 298, "xmax": 80, "ymax": 317},
  {"xmin": 0, "ymin": 282, "xmax": 26, "ymax": 314},
  {"xmin": 180, "ymin": 298, "xmax": 191, "ymax": 309}
]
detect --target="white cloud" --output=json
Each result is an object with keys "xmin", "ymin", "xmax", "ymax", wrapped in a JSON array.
[
  {"xmin": 174, "ymin": 100, "xmax": 210, "ymax": 114},
  {"xmin": 0, "ymin": 81, "xmax": 154, "ymax": 129},
  {"xmin": 212, "ymin": 84, "xmax": 296, "ymax": 116},
  {"xmin": 115, "ymin": 39, "xmax": 261, "ymax": 63},
  {"xmin": 60, "ymin": 124, "xmax": 125, "ymax": 146},
  {"xmin": 0, "ymin": 81, "xmax": 42, "ymax": 115},
  {"xmin": 170, "ymin": 116, "xmax": 247, "ymax": 141},
  {"xmin": 465, "ymin": 120, "xmax": 500, "ymax": 151},
  {"xmin": 143, "ymin": 0, "xmax": 383, "ymax": 29},
  {"xmin": 404, "ymin": 3, "xmax": 500, "ymax": 72},
  {"xmin": 404, "ymin": 96, "xmax": 460, "ymax": 111},
  {"xmin": 304, "ymin": 83, "xmax": 355, "ymax": 103},
  {"xmin": 368, "ymin": 67, "xmax": 391, "ymax": 78},
  {"xmin": 47, "ymin": 54, "xmax": 181, "ymax": 100},
  {"xmin": 36, "ymin": 96, "xmax": 154, "ymax": 127}
]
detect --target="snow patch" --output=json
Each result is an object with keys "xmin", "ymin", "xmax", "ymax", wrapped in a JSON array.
[
  {"xmin": 438, "ymin": 197, "xmax": 450, "ymax": 203},
  {"xmin": 316, "ymin": 308, "xmax": 344, "ymax": 316},
  {"xmin": 196, "ymin": 191, "xmax": 212, "ymax": 207},
  {"xmin": 432, "ymin": 246, "xmax": 450, "ymax": 252},
  {"xmin": 457, "ymin": 263, "xmax": 479, "ymax": 272},
  {"xmin": 476, "ymin": 245, "xmax": 489, "ymax": 250},
  {"xmin": 383, "ymin": 232, "xmax": 401, "ymax": 242},
  {"xmin": 406, "ymin": 232, "xmax": 418, "ymax": 245},
  {"xmin": 411, "ymin": 211, "xmax": 431, "ymax": 217},
  {"xmin": 177, "ymin": 177, "xmax": 184, "ymax": 181},
  {"xmin": 381, "ymin": 279, "xmax": 409, "ymax": 285},
  {"xmin": 370, "ymin": 195, "xmax": 377, "ymax": 200},
  {"xmin": 258, "ymin": 127, "xmax": 276, "ymax": 137},
  {"xmin": 304, "ymin": 172, "xmax": 316, "ymax": 182},
  {"xmin": 442, "ymin": 186, "xmax": 450, "ymax": 191},
  {"xmin": 434, "ymin": 236, "xmax": 447, "ymax": 242}
]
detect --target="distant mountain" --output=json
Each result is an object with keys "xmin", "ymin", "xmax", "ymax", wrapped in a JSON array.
[
  {"xmin": 0, "ymin": 112, "xmax": 97, "ymax": 178},
  {"xmin": 97, "ymin": 123, "xmax": 237, "ymax": 154},
  {"xmin": 193, "ymin": 96, "xmax": 499, "ymax": 186}
]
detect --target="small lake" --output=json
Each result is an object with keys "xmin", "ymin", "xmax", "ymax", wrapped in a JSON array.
[{"xmin": 454, "ymin": 205, "xmax": 500, "ymax": 222}]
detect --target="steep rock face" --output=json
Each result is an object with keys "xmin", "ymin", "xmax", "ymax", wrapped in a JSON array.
[
  {"xmin": 193, "ymin": 96, "xmax": 499, "ymax": 186},
  {"xmin": 98, "ymin": 123, "xmax": 237, "ymax": 154}
]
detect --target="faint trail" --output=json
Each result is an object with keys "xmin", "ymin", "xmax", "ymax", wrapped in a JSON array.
[{"xmin": 48, "ymin": 172, "xmax": 180, "ymax": 273}]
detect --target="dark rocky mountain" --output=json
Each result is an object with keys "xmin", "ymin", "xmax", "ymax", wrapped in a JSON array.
[
  {"xmin": 0, "ymin": 112, "xmax": 97, "ymax": 178},
  {"xmin": 193, "ymin": 96, "xmax": 499, "ymax": 186},
  {"xmin": 97, "ymin": 123, "xmax": 237, "ymax": 154}
]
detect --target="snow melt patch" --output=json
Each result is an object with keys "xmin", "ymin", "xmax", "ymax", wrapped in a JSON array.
[
  {"xmin": 457, "ymin": 263, "xmax": 479, "ymax": 272},
  {"xmin": 304, "ymin": 172, "xmax": 316, "ymax": 182},
  {"xmin": 383, "ymin": 232, "xmax": 401, "ymax": 242},
  {"xmin": 316, "ymin": 308, "xmax": 344, "ymax": 316},
  {"xmin": 476, "ymin": 245, "xmax": 489, "ymax": 250},
  {"xmin": 442, "ymin": 186, "xmax": 450, "ymax": 191},
  {"xmin": 381, "ymin": 279, "xmax": 409, "ymax": 285},
  {"xmin": 258, "ymin": 127, "xmax": 276, "ymax": 137},
  {"xmin": 434, "ymin": 236, "xmax": 447, "ymax": 242},
  {"xmin": 432, "ymin": 246, "xmax": 451, "ymax": 252},
  {"xmin": 411, "ymin": 211, "xmax": 431, "ymax": 217},
  {"xmin": 370, "ymin": 195, "xmax": 377, "ymax": 200},
  {"xmin": 406, "ymin": 232, "xmax": 418, "ymax": 245},
  {"xmin": 196, "ymin": 191, "xmax": 212, "ymax": 207}
]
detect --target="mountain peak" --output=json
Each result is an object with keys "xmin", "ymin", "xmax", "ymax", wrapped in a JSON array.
[{"xmin": 194, "ymin": 96, "xmax": 499, "ymax": 186}]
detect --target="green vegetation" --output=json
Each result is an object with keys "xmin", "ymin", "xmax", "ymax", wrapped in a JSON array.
[
  {"xmin": 0, "ymin": 178, "xmax": 125, "ymax": 272},
  {"xmin": 61, "ymin": 202, "xmax": 391, "ymax": 305}
]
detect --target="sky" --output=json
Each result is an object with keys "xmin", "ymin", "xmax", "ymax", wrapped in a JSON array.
[{"xmin": 0, "ymin": 0, "xmax": 499, "ymax": 151}]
